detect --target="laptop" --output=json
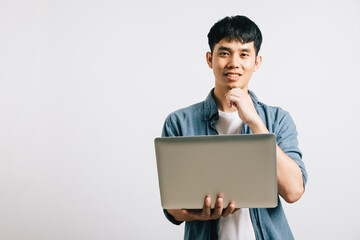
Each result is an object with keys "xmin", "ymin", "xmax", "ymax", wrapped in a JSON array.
[{"xmin": 154, "ymin": 134, "xmax": 277, "ymax": 209}]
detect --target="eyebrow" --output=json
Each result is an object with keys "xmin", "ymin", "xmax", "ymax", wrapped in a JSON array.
[{"xmin": 217, "ymin": 46, "xmax": 252, "ymax": 53}]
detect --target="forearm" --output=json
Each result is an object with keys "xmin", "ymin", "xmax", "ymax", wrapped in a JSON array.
[
  {"xmin": 248, "ymin": 118, "xmax": 304, "ymax": 203},
  {"xmin": 276, "ymin": 146, "xmax": 304, "ymax": 203}
]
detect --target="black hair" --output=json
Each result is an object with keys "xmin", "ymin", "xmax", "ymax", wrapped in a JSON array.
[{"xmin": 207, "ymin": 15, "xmax": 262, "ymax": 56}]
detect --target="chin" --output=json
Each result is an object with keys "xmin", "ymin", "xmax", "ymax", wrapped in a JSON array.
[
  {"xmin": 216, "ymin": 80, "xmax": 245, "ymax": 91},
  {"xmin": 227, "ymin": 83, "xmax": 243, "ymax": 90}
]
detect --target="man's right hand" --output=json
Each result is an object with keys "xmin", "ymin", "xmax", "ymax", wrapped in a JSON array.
[{"xmin": 166, "ymin": 194, "xmax": 239, "ymax": 222}]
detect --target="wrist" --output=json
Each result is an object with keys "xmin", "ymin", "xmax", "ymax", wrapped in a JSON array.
[{"xmin": 247, "ymin": 117, "xmax": 269, "ymax": 134}]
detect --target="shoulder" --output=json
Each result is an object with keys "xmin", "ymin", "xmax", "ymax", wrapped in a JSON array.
[
  {"xmin": 256, "ymin": 101, "xmax": 298, "ymax": 137},
  {"xmin": 249, "ymin": 90, "xmax": 290, "ymax": 122},
  {"xmin": 165, "ymin": 101, "xmax": 204, "ymax": 123},
  {"xmin": 162, "ymin": 101, "xmax": 205, "ymax": 137},
  {"xmin": 256, "ymin": 101, "xmax": 289, "ymax": 121}
]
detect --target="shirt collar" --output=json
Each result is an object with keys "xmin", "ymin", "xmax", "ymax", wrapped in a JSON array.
[{"xmin": 204, "ymin": 88, "xmax": 259, "ymax": 121}]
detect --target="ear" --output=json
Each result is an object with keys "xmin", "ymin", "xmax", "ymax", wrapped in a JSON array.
[
  {"xmin": 253, "ymin": 55, "xmax": 262, "ymax": 72},
  {"xmin": 206, "ymin": 51, "xmax": 213, "ymax": 69}
]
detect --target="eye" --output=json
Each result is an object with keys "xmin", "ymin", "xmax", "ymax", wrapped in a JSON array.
[
  {"xmin": 241, "ymin": 53, "xmax": 249, "ymax": 57},
  {"xmin": 219, "ymin": 52, "xmax": 229, "ymax": 56}
]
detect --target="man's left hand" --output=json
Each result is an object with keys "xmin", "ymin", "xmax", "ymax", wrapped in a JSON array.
[{"xmin": 225, "ymin": 88, "xmax": 261, "ymax": 127}]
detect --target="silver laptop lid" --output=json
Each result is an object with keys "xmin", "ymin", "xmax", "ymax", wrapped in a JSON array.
[{"xmin": 155, "ymin": 134, "xmax": 277, "ymax": 209}]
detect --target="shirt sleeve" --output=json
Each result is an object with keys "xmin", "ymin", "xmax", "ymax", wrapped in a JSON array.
[
  {"xmin": 276, "ymin": 112, "xmax": 308, "ymax": 188},
  {"xmin": 160, "ymin": 114, "xmax": 184, "ymax": 225},
  {"xmin": 162, "ymin": 114, "xmax": 180, "ymax": 138}
]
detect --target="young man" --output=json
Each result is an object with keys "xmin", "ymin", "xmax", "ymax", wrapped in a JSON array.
[{"xmin": 161, "ymin": 15, "xmax": 308, "ymax": 240}]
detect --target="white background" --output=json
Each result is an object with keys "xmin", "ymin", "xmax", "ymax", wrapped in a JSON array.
[{"xmin": 1, "ymin": 0, "xmax": 360, "ymax": 239}]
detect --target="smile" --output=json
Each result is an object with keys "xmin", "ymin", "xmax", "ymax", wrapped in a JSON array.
[
  {"xmin": 225, "ymin": 73, "xmax": 241, "ymax": 77},
  {"xmin": 224, "ymin": 73, "xmax": 242, "ymax": 81}
]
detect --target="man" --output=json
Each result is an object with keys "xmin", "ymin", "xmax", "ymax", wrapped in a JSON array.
[{"xmin": 161, "ymin": 15, "xmax": 308, "ymax": 240}]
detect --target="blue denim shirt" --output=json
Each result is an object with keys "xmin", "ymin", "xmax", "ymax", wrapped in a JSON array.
[{"xmin": 161, "ymin": 89, "xmax": 308, "ymax": 240}]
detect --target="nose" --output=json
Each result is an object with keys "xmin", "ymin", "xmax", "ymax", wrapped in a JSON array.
[{"xmin": 227, "ymin": 54, "xmax": 240, "ymax": 69}]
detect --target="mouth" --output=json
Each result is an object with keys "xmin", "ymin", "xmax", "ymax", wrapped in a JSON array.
[{"xmin": 224, "ymin": 72, "xmax": 242, "ymax": 81}]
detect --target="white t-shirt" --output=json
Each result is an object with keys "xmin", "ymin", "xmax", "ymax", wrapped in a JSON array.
[{"xmin": 215, "ymin": 110, "xmax": 256, "ymax": 240}]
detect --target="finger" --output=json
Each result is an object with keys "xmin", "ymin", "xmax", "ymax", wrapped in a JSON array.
[
  {"xmin": 202, "ymin": 195, "xmax": 211, "ymax": 219},
  {"xmin": 225, "ymin": 89, "xmax": 232, "ymax": 97},
  {"xmin": 181, "ymin": 209, "xmax": 188, "ymax": 214},
  {"xmin": 225, "ymin": 93, "xmax": 232, "ymax": 108},
  {"xmin": 231, "ymin": 87, "xmax": 244, "ymax": 96},
  {"xmin": 182, "ymin": 209, "xmax": 201, "ymax": 215},
  {"xmin": 225, "ymin": 93, "xmax": 238, "ymax": 108},
  {"xmin": 222, "ymin": 201, "xmax": 235, "ymax": 217},
  {"xmin": 226, "ymin": 88, "xmax": 241, "ymax": 95},
  {"xmin": 227, "ymin": 88, "xmax": 243, "ymax": 97},
  {"xmin": 232, "ymin": 208, "xmax": 241, "ymax": 214},
  {"xmin": 211, "ymin": 195, "xmax": 223, "ymax": 219},
  {"xmin": 228, "ymin": 95, "xmax": 239, "ymax": 108}
]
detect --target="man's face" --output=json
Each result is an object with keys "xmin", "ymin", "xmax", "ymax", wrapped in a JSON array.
[{"xmin": 206, "ymin": 38, "xmax": 262, "ymax": 92}]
